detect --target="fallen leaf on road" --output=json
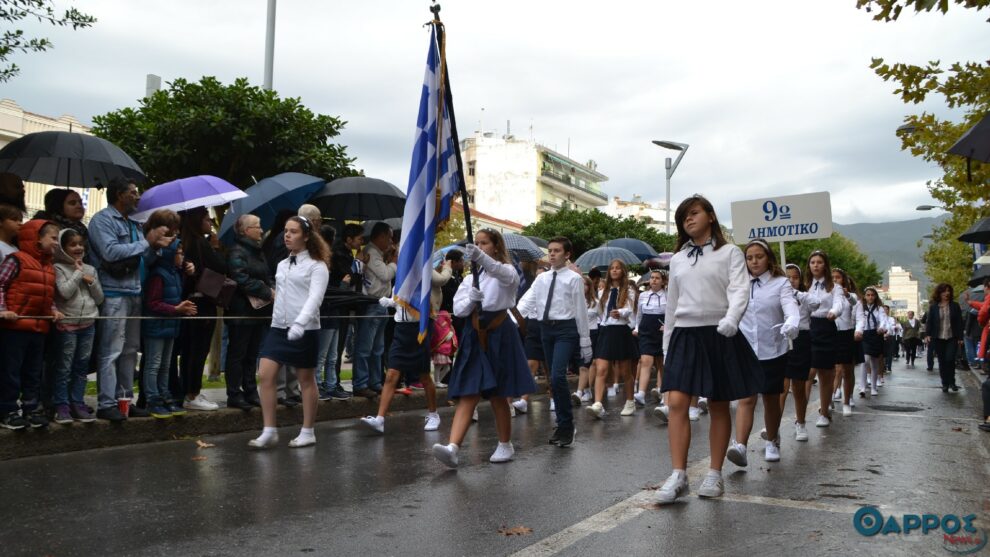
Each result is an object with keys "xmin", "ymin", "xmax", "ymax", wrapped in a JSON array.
[
  {"xmin": 498, "ymin": 526, "xmax": 533, "ymax": 536},
  {"xmin": 196, "ymin": 440, "xmax": 215, "ymax": 449},
  {"xmin": 951, "ymin": 427, "xmax": 965, "ymax": 432},
  {"xmin": 191, "ymin": 456, "xmax": 208, "ymax": 461}
]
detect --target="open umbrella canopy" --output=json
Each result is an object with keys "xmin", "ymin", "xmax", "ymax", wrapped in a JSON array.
[
  {"xmin": 970, "ymin": 266, "xmax": 990, "ymax": 288},
  {"xmin": 948, "ymin": 113, "xmax": 990, "ymax": 180},
  {"xmin": 525, "ymin": 235, "xmax": 549, "ymax": 249},
  {"xmin": 573, "ymin": 246, "xmax": 640, "ymax": 271},
  {"xmin": 131, "ymin": 175, "xmax": 247, "ymax": 222},
  {"xmin": 601, "ymin": 238, "xmax": 659, "ymax": 262},
  {"xmin": 218, "ymin": 172, "xmax": 326, "ymax": 244},
  {"xmin": 309, "ymin": 177, "xmax": 405, "ymax": 223},
  {"xmin": 0, "ymin": 130, "xmax": 145, "ymax": 188},
  {"xmin": 958, "ymin": 217, "xmax": 990, "ymax": 245},
  {"xmin": 503, "ymin": 233, "xmax": 544, "ymax": 262}
]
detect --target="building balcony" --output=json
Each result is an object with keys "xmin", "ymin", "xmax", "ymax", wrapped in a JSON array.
[
  {"xmin": 540, "ymin": 199, "xmax": 562, "ymax": 213},
  {"xmin": 539, "ymin": 169, "xmax": 608, "ymax": 204}
]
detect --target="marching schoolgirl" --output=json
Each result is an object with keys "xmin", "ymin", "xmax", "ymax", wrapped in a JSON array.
[
  {"xmin": 249, "ymin": 216, "xmax": 329, "ymax": 449},
  {"xmin": 831, "ymin": 269, "xmax": 858, "ymax": 418},
  {"xmin": 655, "ymin": 195, "xmax": 761, "ymax": 504},
  {"xmin": 781, "ymin": 264, "xmax": 812, "ymax": 442},
  {"xmin": 572, "ymin": 275, "xmax": 600, "ymax": 405},
  {"xmin": 804, "ymin": 250, "xmax": 846, "ymax": 429},
  {"xmin": 855, "ymin": 286, "xmax": 888, "ymax": 397},
  {"xmin": 432, "ymin": 229, "xmax": 537, "ymax": 467},
  {"xmin": 633, "ymin": 270, "xmax": 666, "ymax": 414},
  {"xmin": 586, "ymin": 259, "xmax": 639, "ymax": 419},
  {"xmin": 513, "ymin": 261, "xmax": 546, "ymax": 415},
  {"xmin": 727, "ymin": 239, "xmax": 799, "ymax": 467}
]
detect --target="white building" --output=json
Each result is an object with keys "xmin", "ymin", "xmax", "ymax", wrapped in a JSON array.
[
  {"xmin": 886, "ymin": 265, "xmax": 921, "ymax": 316},
  {"xmin": 603, "ymin": 195, "xmax": 673, "ymax": 233},
  {"xmin": 460, "ymin": 132, "xmax": 608, "ymax": 226}
]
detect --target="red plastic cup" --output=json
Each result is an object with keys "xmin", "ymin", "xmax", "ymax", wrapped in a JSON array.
[{"xmin": 117, "ymin": 398, "xmax": 130, "ymax": 416}]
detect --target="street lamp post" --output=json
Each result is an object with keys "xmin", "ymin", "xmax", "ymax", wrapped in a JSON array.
[
  {"xmin": 652, "ymin": 140, "xmax": 690, "ymax": 235},
  {"xmin": 263, "ymin": 0, "xmax": 277, "ymax": 90}
]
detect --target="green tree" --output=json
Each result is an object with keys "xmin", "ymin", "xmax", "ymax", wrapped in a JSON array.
[
  {"xmin": 0, "ymin": 0, "xmax": 94, "ymax": 82},
  {"xmin": 521, "ymin": 207, "xmax": 676, "ymax": 259},
  {"xmin": 91, "ymin": 76, "xmax": 357, "ymax": 188},
  {"xmin": 781, "ymin": 232, "xmax": 883, "ymax": 289},
  {"xmin": 858, "ymin": 0, "xmax": 990, "ymax": 297},
  {"xmin": 435, "ymin": 212, "xmax": 466, "ymax": 248}
]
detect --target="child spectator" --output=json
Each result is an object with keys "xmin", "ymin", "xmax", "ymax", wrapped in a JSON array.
[
  {"xmin": 431, "ymin": 310, "xmax": 458, "ymax": 387},
  {"xmin": 0, "ymin": 220, "xmax": 63, "ymax": 429},
  {"xmin": 52, "ymin": 229, "xmax": 104, "ymax": 424}
]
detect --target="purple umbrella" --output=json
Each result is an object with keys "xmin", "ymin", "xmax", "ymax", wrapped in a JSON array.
[{"xmin": 130, "ymin": 175, "xmax": 247, "ymax": 222}]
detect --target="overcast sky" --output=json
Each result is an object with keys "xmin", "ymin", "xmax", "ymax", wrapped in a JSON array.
[{"xmin": 5, "ymin": 1, "xmax": 987, "ymax": 226}]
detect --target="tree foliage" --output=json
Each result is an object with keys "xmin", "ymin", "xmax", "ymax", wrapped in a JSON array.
[
  {"xmin": 780, "ymin": 232, "xmax": 883, "ymax": 290},
  {"xmin": 91, "ymin": 76, "xmax": 357, "ymax": 188},
  {"xmin": 435, "ymin": 212, "xmax": 466, "ymax": 248},
  {"xmin": 861, "ymin": 1, "xmax": 989, "ymax": 297},
  {"xmin": 521, "ymin": 207, "xmax": 676, "ymax": 259},
  {"xmin": 0, "ymin": 0, "xmax": 94, "ymax": 82}
]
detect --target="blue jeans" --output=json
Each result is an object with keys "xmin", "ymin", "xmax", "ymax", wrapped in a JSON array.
[
  {"xmin": 541, "ymin": 319, "xmax": 579, "ymax": 431},
  {"xmin": 96, "ymin": 296, "xmax": 142, "ymax": 409},
  {"xmin": 142, "ymin": 337, "xmax": 175, "ymax": 406},
  {"xmin": 965, "ymin": 337, "xmax": 979, "ymax": 366},
  {"xmin": 53, "ymin": 325, "xmax": 96, "ymax": 406},
  {"xmin": 317, "ymin": 328, "xmax": 339, "ymax": 390},
  {"xmin": 352, "ymin": 304, "xmax": 387, "ymax": 390},
  {"xmin": 0, "ymin": 330, "xmax": 45, "ymax": 414}
]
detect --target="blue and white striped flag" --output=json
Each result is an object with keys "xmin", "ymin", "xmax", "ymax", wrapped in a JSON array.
[{"xmin": 394, "ymin": 26, "xmax": 463, "ymax": 342}]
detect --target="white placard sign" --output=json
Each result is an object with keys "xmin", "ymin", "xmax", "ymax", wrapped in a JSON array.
[{"xmin": 730, "ymin": 192, "xmax": 833, "ymax": 243}]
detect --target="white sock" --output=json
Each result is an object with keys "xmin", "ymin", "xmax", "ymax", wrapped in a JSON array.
[
  {"xmin": 707, "ymin": 468, "xmax": 722, "ymax": 478},
  {"xmin": 672, "ymin": 468, "xmax": 686, "ymax": 478},
  {"xmin": 263, "ymin": 426, "xmax": 277, "ymax": 434},
  {"xmin": 447, "ymin": 443, "xmax": 459, "ymax": 454},
  {"xmin": 637, "ymin": 390, "xmax": 645, "ymax": 397},
  {"xmin": 255, "ymin": 428, "xmax": 277, "ymax": 443},
  {"xmin": 298, "ymin": 427, "xmax": 314, "ymax": 438},
  {"xmin": 612, "ymin": 383, "xmax": 619, "ymax": 389},
  {"xmin": 375, "ymin": 415, "xmax": 385, "ymax": 422},
  {"xmin": 498, "ymin": 441, "xmax": 512, "ymax": 450}
]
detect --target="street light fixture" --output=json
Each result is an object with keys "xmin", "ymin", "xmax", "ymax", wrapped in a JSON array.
[
  {"xmin": 652, "ymin": 140, "xmax": 690, "ymax": 235},
  {"xmin": 896, "ymin": 123, "xmax": 917, "ymax": 134},
  {"xmin": 916, "ymin": 205, "xmax": 944, "ymax": 211}
]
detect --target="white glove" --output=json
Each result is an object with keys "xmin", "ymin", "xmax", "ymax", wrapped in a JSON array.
[
  {"xmin": 288, "ymin": 324, "xmax": 305, "ymax": 341},
  {"xmin": 581, "ymin": 345, "xmax": 593, "ymax": 363},
  {"xmin": 716, "ymin": 317, "xmax": 738, "ymax": 338},
  {"xmin": 462, "ymin": 243, "xmax": 484, "ymax": 263},
  {"xmin": 379, "ymin": 296, "xmax": 396, "ymax": 308},
  {"xmin": 780, "ymin": 323, "xmax": 798, "ymax": 340},
  {"xmin": 468, "ymin": 287, "xmax": 484, "ymax": 303}
]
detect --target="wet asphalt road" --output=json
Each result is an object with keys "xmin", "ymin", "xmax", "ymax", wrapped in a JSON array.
[{"xmin": 1, "ymin": 359, "xmax": 988, "ymax": 557}]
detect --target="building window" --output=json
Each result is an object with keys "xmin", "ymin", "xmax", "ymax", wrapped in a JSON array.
[{"xmin": 468, "ymin": 161, "xmax": 476, "ymax": 177}]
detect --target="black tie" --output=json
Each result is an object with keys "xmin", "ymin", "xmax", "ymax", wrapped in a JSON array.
[
  {"xmin": 648, "ymin": 292, "xmax": 657, "ymax": 306},
  {"xmin": 815, "ymin": 281, "xmax": 823, "ymax": 291},
  {"xmin": 751, "ymin": 277, "xmax": 760, "ymax": 299},
  {"xmin": 607, "ymin": 287, "xmax": 618, "ymax": 312},
  {"xmin": 290, "ymin": 255, "xmax": 297, "ymax": 266},
  {"xmin": 542, "ymin": 271, "xmax": 557, "ymax": 321}
]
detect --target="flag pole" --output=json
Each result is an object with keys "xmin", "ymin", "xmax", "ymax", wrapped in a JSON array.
[{"xmin": 431, "ymin": 3, "xmax": 479, "ymax": 287}]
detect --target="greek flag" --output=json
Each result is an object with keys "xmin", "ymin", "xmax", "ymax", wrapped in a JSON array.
[{"xmin": 394, "ymin": 26, "xmax": 463, "ymax": 342}]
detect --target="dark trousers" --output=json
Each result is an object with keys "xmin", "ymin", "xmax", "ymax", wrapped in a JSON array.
[
  {"xmin": 179, "ymin": 299, "xmax": 217, "ymax": 397},
  {"xmin": 541, "ymin": 319, "xmax": 578, "ymax": 432},
  {"xmin": 932, "ymin": 338, "xmax": 958, "ymax": 388},
  {"xmin": 905, "ymin": 338, "xmax": 919, "ymax": 364},
  {"xmin": 225, "ymin": 322, "xmax": 264, "ymax": 399},
  {"xmin": 0, "ymin": 330, "xmax": 45, "ymax": 415},
  {"xmin": 334, "ymin": 315, "xmax": 353, "ymax": 389},
  {"xmin": 927, "ymin": 341, "xmax": 936, "ymax": 370},
  {"xmin": 982, "ymin": 378, "xmax": 990, "ymax": 419},
  {"xmin": 884, "ymin": 337, "xmax": 896, "ymax": 372}
]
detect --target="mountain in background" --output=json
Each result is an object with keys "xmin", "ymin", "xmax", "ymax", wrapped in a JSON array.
[{"xmin": 834, "ymin": 215, "xmax": 947, "ymax": 293}]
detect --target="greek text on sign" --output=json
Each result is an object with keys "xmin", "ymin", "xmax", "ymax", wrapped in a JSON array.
[{"xmin": 730, "ymin": 192, "xmax": 833, "ymax": 243}]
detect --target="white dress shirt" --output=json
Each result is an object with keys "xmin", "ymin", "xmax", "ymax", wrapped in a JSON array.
[
  {"xmin": 835, "ymin": 293, "xmax": 859, "ymax": 331},
  {"xmin": 363, "ymin": 244, "xmax": 396, "ymax": 298},
  {"xmin": 806, "ymin": 278, "xmax": 846, "ymax": 319},
  {"xmin": 633, "ymin": 288, "xmax": 666, "ymax": 333},
  {"xmin": 517, "ymin": 266, "xmax": 591, "ymax": 348},
  {"xmin": 739, "ymin": 271, "xmax": 800, "ymax": 360},
  {"xmin": 855, "ymin": 303, "xmax": 888, "ymax": 333},
  {"xmin": 794, "ymin": 291, "xmax": 812, "ymax": 330},
  {"xmin": 453, "ymin": 251, "xmax": 519, "ymax": 316},
  {"xmin": 597, "ymin": 286, "xmax": 637, "ymax": 327},
  {"xmin": 587, "ymin": 301, "xmax": 600, "ymax": 331},
  {"xmin": 663, "ymin": 242, "xmax": 749, "ymax": 353},
  {"xmin": 271, "ymin": 250, "xmax": 330, "ymax": 330}
]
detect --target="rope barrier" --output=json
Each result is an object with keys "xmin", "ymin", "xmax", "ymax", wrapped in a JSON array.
[{"xmin": 7, "ymin": 314, "xmax": 415, "ymax": 321}]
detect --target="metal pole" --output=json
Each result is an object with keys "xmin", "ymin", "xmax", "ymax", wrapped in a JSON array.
[
  {"xmin": 665, "ymin": 157, "xmax": 672, "ymax": 235},
  {"xmin": 779, "ymin": 241, "xmax": 786, "ymax": 267},
  {"xmin": 263, "ymin": 0, "xmax": 276, "ymax": 90}
]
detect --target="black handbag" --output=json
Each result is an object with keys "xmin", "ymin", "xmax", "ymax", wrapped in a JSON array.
[{"xmin": 195, "ymin": 267, "xmax": 237, "ymax": 308}]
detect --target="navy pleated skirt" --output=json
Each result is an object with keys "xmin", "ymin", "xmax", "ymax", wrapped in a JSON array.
[
  {"xmin": 260, "ymin": 327, "xmax": 319, "ymax": 369},
  {"xmin": 524, "ymin": 318, "xmax": 545, "ymax": 362},
  {"xmin": 596, "ymin": 324, "xmax": 637, "ymax": 361},
  {"xmin": 661, "ymin": 326, "xmax": 762, "ymax": 401},
  {"xmin": 759, "ymin": 354, "xmax": 789, "ymax": 395},
  {"xmin": 862, "ymin": 329, "xmax": 884, "ymax": 357},
  {"xmin": 638, "ymin": 313, "xmax": 664, "ymax": 358},
  {"xmin": 388, "ymin": 321, "xmax": 432, "ymax": 379},
  {"xmin": 447, "ymin": 311, "xmax": 537, "ymax": 400},
  {"xmin": 810, "ymin": 317, "xmax": 837, "ymax": 369},
  {"xmin": 785, "ymin": 329, "xmax": 812, "ymax": 380},
  {"xmin": 834, "ymin": 329, "xmax": 857, "ymax": 365}
]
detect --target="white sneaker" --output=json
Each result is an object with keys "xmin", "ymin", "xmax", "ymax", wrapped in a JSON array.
[
  {"xmin": 794, "ymin": 422, "xmax": 809, "ymax": 441},
  {"xmin": 585, "ymin": 402, "xmax": 605, "ymax": 420},
  {"xmin": 607, "ymin": 386, "xmax": 617, "ymax": 398},
  {"xmin": 512, "ymin": 399, "xmax": 528, "ymax": 414},
  {"xmin": 550, "ymin": 398, "xmax": 556, "ymax": 412},
  {"xmin": 247, "ymin": 432, "xmax": 279, "ymax": 449},
  {"xmin": 688, "ymin": 406, "xmax": 701, "ymax": 421},
  {"xmin": 432, "ymin": 443, "xmax": 458, "ymax": 468},
  {"xmin": 849, "ymin": 398, "xmax": 856, "ymax": 408},
  {"xmin": 697, "ymin": 398, "xmax": 709, "ymax": 414},
  {"xmin": 697, "ymin": 472, "xmax": 724, "ymax": 498},
  {"xmin": 871, "ymin": 388, "xmax": 878, "ymax": 397},
  {"xmin": 878, "ymin": 377, "xmax": 885, "ymax": 387},
  {"xmin": 816, "ymin": 414, "xmax": 830, "ymax": 427},
  {"xmin": 633, "ymin": 391, "xmax": 646, "ymax": 406},
  {"xmin": 472, "ymin": 408, "xmax": 479, "ymax": 422},
  {"xmin": 288, "ymin": 432, "xmax": 316, "ymax": 448},
  {"xmin": 726, "ymin": 441, "xmax": 748, "ymax": 467},
  {"xmin": 759, "ymin": 427, "xmax": 768, "ymax": 440},
  {"xmin": 360, "ymin": 415, "xmax": 385, "ymax": 434},
  {"xmin": 765, "ymin": 441, "xmax": 781, "ymax": 462},
  {"xmin": 832, "ymin": 388, "xmax": 842, "ymax": 402},
  {"xmin": 620, "ymin": 400, "xmax": 636, "ymax": 416},
  {"xmin": 653, "ymin": 405, "xmax": 669, "ymax": 424},
  {"xmin": 186, "ymin": 394, "xmax": 219, "ymax": 411},
  {"xmin": 580, "ymin": 391, "xmax": 592, "ymax": 403},
  {"xmin": 489, "ymin": 442, "xmax": 514, "ymax": 463},
  {"xmin": 842, "ymin": 404, "xmax": 852, "ymax": 417},
  {"xmin": 655, "ymin": 472, "xmax": 689, "ymax": 504},
  {"xmin": 509, "ymin": 404, "xmax": 516, "ymax": 417},
  {"xmin": 424, "ymin": 413, "xmax": 441, "ymax": 431},
  {"xmin": 571, "ymin": 392, "xmax": 583, "ymax": 406},
  {"xmin": 866, "ymin": 377, "xmax": 872, "ymax": 386}
]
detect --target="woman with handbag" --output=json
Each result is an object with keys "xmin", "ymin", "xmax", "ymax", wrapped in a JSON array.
[
  {"xmin": 176, "ymin": 207, "xmax": 226, "ymax": 411},
  {"xmin": 925, "ymin": 283, "xmax": 965, "ymax": 393}
]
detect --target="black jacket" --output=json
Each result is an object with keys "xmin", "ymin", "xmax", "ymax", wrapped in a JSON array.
[
  {"xmin": 925, "ymin": 302, "xmax": 964, "ymax": 341},
  {"xmin": 225, "ymin": 236, "xmax": 274, "ymax": 317}
]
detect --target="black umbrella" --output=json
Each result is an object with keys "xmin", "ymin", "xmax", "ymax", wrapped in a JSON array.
[
  {"xmin": 958, "ymin": 217, "xmax": 990, "ymax": 244},
  {"xmin": 969, "ymin": 266, "xmax": 990, "ymax": 288},
  {"xmin": 309, "ymin": 176, "xmax": 405, "ymax": 222},
  {"xmin": 602, "ymin": 238, "xmax": 659, "ymax": 262},
  {"xmin": 947, "ymin": 112, "xmax": 990, "ymax": 181},
  {"xmin": 0, "ymin": 131, "xmax": 145, "ymax": 187}
]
